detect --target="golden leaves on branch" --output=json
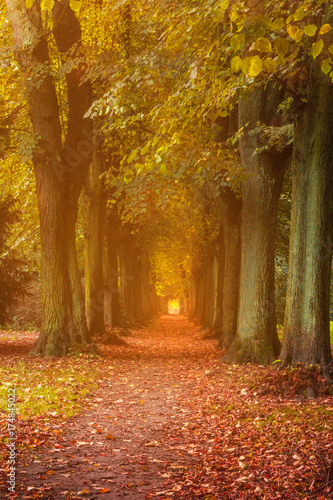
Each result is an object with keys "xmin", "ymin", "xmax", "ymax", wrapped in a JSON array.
[
  {"xmin": 27, "ymin": 0, "xmax": 82, "ymax": 12},
  {"xmin": 274, "ymin": 38, "xmax": 290, "ymax": 58},
  {"xmin": 311, "ymin": 39, "xmax": 324, "ymax": 59},
  {"xmin": 303, "ymin": 25, "xmax": 317, "ymax": 37}
]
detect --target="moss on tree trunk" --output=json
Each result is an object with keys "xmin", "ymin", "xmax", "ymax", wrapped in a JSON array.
[{"xmin": 281, "ymin": 21, "xmax": 333, "ymax": 377}]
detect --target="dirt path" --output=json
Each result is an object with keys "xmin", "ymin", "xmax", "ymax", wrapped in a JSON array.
[
  {"xmin": 16, "ymin": 316, "xmax": 220, "ymax": 499},
  {"xmin": 3, "ymin": 316, "xmax": 333, "ymax": 499}
]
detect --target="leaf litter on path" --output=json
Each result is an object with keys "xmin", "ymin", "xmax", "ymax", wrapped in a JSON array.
[{"xmin": 0, "ymin": 316, "xmax": 332, "ymax": 499}]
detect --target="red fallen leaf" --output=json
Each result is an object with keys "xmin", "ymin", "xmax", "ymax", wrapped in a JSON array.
[{"xmin": 98, "ymin": 488, "xmax": 110, "ymax": 493}]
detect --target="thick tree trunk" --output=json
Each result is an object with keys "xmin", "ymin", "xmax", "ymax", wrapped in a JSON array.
[
  {"xmin": 6, "ymin": 0, "xmax": 93, "ymax": 355},
  {"xmin": 103, "ymin": 213, "xmax": 122, "ymax": 328},
  {"xmin": 218, "ymin": 190, "xmax": 241, "ymax": 350},
  {"xmin": 132, "ymin": 246, "xmax": 145, "ymax": 323},
  {"xmin": 119, "ymin": 229, "xmax": 136, "ymax": 326},
  {"xmin": 226, "ymin": 87, "xmax": 288, "ymax": 364},
  {"xmin": 210, "ymin": 232, "xmax": 224, "ymax": 334},
  {"xmin": 203, "ymin": 246, "xmax": 217, "ymax": 329},
  {"xmin": 85, "ymin": 142, "xmax": 105, "ymax": 335},
  {"xmin": 281, "ymin": 32, "xmax": 333, "ymax": 375}
]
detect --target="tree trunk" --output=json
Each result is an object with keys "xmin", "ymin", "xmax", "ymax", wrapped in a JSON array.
[
  {"xmin": 281, "ymin": 27, "xmax": 333, "ymax": 376},
  {"xmin": 210, "ymin": 233, "xmax": 224, "ymax": 334},
  {"xmin": 218, "ymin": 189, "xmax": 241, "ymax": 350},
  {"xmin": 119, "ymin": 229, "xmax": 135, "ymax": 326},
  {"xmin": 85, "ymin": 141, "xmax": 105, "ymax": 335},
  {"xmin": 226, "ymin": 87, "xmax": 288, "ymax": 364},
  {"xmin": 6, "ymin": 0, "xmax": 93, "ymax": 355},
  {"xmin": 103, "ymin": 213, "xmax": 122, "ymax": 328}
]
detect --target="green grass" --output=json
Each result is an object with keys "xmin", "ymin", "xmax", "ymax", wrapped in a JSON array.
[{"xmin": 0, "ymin": 355, "xmax": 113, "ymax": 420}]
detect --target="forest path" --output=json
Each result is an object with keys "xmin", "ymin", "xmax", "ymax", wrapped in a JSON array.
[
  {"xmin": 17, "ymin": 316, "xmax": 222, "ymax": 499},
  {"xmin": 4, "ymin": 316, "xmax": 333, "ymax": 499}
]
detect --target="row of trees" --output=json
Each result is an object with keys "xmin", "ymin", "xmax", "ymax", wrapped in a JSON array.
[{"xmin": 1, "ymin": 0, "xmax": 332, "ymax": 377}]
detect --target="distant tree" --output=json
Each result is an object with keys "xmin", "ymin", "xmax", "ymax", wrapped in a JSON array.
[{"xmin": 0, "ymin": 195, "xmax": 32, "ymax": 325}]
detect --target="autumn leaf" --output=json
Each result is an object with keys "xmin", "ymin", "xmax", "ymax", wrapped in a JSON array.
[
  {"xmin": 231, "ymin": 56, "xmax": 242, "ymax": 73},
  {"xmin": 70, "ymin": 0, "xmax": 82, "ymax": 12},
  {"xmin": 303, "ymin": 24, "xmax": 317, "ymax": 37},
  {"xmin": 319, "ymin": 24, "xmax": 332, "ymax": 35},
  {"xmin": 248, "ymin": 56, "xmax": 263, "ymax": 77},
  {"xmin": 287, "ymin": 25, "xmax": 300, "ymax": 40},
  {"xmin": 311, "ymin": 39, "xmax": 324, "ymax": 59},
  {"xmin": 321, "ymin": 59, "xmax": 332, "ymax": 75},
  {"xmin": 274, "ymin": 38, "xmax": 290, "ymax": 58},
  {"xmin": 230, "ymin": 34, "xmax": 245, "ymax": 52},
  {"xmin": 253, "ymin": 37, "xmax": 272, "ymax": 53},
  {"xmin": 41, "ymin": 0, "xmax": 54, "ymax": 11}
]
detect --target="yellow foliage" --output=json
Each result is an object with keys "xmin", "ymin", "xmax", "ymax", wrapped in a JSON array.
[
  {"xmin": 248, "ymin": 56, "xmax": 263, "ymax": 77},
  {"xmin": 41, "ymin": 0, "xmax": 54, "ymax": 11},
  {"xmin": 231, "ymin": 56, "xmax": 242, "ymax": 73},
  {"xmin": 70, "ymin": 0, "xmax": 82, "ymax": 13},
  {"xmin": 319, "ymin": 24, "xmax": 332, "ymax": 35},
  {"xmin": 303, "ymin": 25, "xmax": 317, "ymax": 37},
  {"xmin": 321, "ymin": 59, "xmax": 332, "ymax": 75},
  {"xmin": 253, "ymin": 37, "xmax": 272, "ymax": 53},
  {"xmin": 263, "ymin": 58, "xmax": 277, "ymax": 73},
  {"xmin": 274, "ymin": 38, "xmax": 290, "ymax": 57},
  {"xmin": 230, "ymin": 34, "xmax": 244, "ymax": 52},
  {"xmin": 240, "ymin": 57, "xmax": 251, "ymax": 74},
  {"xmin": 293, "ymin": 7, "xmax": 307, "ymax": 22},
  {"xmin": 311, "ymin": 39, "xmax": 324, "ymax": 59},
  {"xmin": 287, "ymin": 25, "xmax": 300, "ymax": 40}
]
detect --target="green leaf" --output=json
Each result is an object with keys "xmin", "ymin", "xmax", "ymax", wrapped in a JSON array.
[
  {"xmin": 311, "ymin": 39, "xmax": 324, "ymax": 59},
  {"xmin": 303, "ymin": 24, "xmax": 317, "ymax": 37}
]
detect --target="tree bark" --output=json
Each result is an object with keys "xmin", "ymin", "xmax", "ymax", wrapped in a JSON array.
[
  {"xmin": 103, "ymin": 213, "xmax": 122, "ymax": 328},
  {"xmin": 226, "ymin": 87, "xmax": 288, "ymax": 364},
  {"xmin": 6, "ymin": 0, "xmax": 93, "ymax": 355},
  {"xmin": 281, "ymin": 22, "xmax": 333, "ymax": 376},
  {"xmin": 119, "ymin": 228, "xmax": 136, "ymax": 326},
  {"xmin": 85, "ymin": 140, "xmax": 106, "ymax": 335},
  {"xmin": 218, "ymin": 189, "xmax": 241, "ymax": 350}
]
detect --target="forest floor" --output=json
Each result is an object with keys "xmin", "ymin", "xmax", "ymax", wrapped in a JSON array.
[{"xmin": 0, "ymin": 316, "xmax": 333, "ymax": 500}]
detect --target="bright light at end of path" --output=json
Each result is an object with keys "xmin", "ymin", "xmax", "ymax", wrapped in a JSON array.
[{"xmin": 168, "ymin": 300, "xmax": 180, "ymax": 315}]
